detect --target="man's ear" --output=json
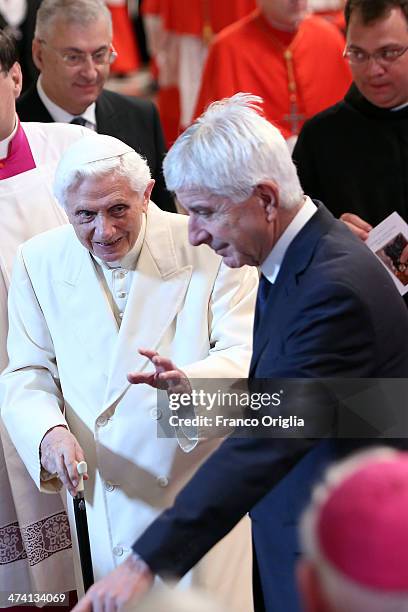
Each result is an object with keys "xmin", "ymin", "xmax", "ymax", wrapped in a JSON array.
[
  {"xmin": 9, "ymin": 62, "xmax": 23, "ymax": 99},
  {"xmin": 32, "ymin": 38, "xmax": 44, "ymax": 71},
  {"xmin": 143, "ymin": 179, "xmax": 155, "ymax": 210},
  {"xmin": 254, "ymin": 181, "xmax": 279, "ymax": 223}
]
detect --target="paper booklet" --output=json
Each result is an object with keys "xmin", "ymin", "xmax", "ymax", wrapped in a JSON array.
[{"xmin": 366, "ymin": 212, "xmax": 408, "ymax": 296}]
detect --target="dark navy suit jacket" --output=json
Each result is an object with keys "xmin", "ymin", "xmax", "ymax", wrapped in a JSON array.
[
  {"xmin": 16, "ymin": 85, "xmax": 176, "ymax": 213},
  {"xmin": 133, "ymin": 204, "xmax": 408, "ymax": 611}
]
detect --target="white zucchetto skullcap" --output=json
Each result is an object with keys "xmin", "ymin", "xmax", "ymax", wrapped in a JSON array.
[{"xmin": 56, "ymin": 133, "xmax": 135, "ymax": 177}]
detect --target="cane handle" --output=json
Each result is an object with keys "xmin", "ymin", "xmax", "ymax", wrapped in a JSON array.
[{"xmin": 77, "ymin": 461, "xmax": 87, "ymax": 493}]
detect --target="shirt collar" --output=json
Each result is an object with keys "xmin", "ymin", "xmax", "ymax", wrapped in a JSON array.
[
  {"xmin": 0, "ymin": 115, "xmax": 18, "ymax": 159},
  {"xmin": 391, "ymin": 101, "xmax": 408, "ymax": 111},
  {"xmin": 92, "ymin": 213, "xmax": 147, "ymax": 271},
  {"xmin": 37, "ymin": 76, "xmax": 97, "ymax": 129},
  {"xmin": 261, "ymin": 196, "xmax": 317, "ymax": 283}
]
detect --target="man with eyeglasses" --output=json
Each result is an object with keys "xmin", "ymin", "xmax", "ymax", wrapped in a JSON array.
[
  {"xmin": 293, "ymin": 0, "xmax": 408, "ymax": 239},
  {"xmin": 16, "ymin": 0, "xmax": 176, "ymax": 214}
]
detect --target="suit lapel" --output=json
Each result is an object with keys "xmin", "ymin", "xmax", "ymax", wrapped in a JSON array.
[
  {"xmin": 60, "ymin": 231, "xmax": 119, "ymax": 382},
  {"xmin": 103, "ymin": 204, "xmax": 193, "ymax": 408},
  {"xmin": 59, "ymin": 206, "xmax": 192, "ymax": 410},
  {"xmin": 250, "ymin": 204, "xmax": 336, "ymax": 375},
  {"xmin": 19, "ymin": 86, "xmax": 54, "ymax": 123},
  {"xmin": 95, "ymin": 91, "xmax": 127, "ymax": 143}
]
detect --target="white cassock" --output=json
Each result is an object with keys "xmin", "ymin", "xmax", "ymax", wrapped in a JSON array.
[
  {"xmin": 1, "ymin": 202, "xmax": 258, "ymax": 612},
  {"xmin": 0, "ymin": 121, "xmax": 91, "ymax": 605}
]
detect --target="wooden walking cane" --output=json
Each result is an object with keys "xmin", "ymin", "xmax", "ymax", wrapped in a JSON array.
[{"xmin": 73, "ymin": 461, "xmax": 94, "ymax": 592}]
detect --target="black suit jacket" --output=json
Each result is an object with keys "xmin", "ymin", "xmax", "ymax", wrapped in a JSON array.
[
  {"xmin": 292, "ymin": 84, "xmax": 408, "ymax": 227},
  {"xmin": 131, "ymin": 204, "xmax": 408, "ymax": 611},
  {"xmin": 17, "ymin": 85, "xmax": 176, "ymax": 213}
]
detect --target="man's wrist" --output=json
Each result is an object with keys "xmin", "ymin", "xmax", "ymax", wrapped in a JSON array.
[
  {"xmin": 127, "ymin": 551, "xmax": 153, "ymax": 578},
  {"xmin": 40, "ymin": 424, "xmax": 69, "ymax": 446}
]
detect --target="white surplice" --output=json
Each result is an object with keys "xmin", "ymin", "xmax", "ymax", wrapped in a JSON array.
[{"xmin": 0, "ymin": 121, "xmax": 90, "ymax": 605}]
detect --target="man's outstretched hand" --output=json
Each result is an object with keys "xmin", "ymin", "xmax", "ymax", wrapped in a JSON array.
[
  {"xmin": 72, "ymin": 554, "xmax": 153, "ymax": 612},
  {"xmin": 128, "ymin": 348, "xmax": 191, "ymax": 395}
]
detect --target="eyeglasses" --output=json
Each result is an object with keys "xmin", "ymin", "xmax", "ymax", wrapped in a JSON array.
[
  {"xmin": 39, "ymin": 40, "xmax": 118, "ymax": 67},
  {"xmin": 343, "ymin": 45, "xmax": 408, "ymax": 66}
]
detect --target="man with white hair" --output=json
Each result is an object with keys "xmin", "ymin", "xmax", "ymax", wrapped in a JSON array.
[
  {"xmin": 1, "ymin": 133, "xmax": 257, "ymax": 610},
  {"xmin": 298, "ymin": 448, "xmax": 408, "ymax": 612},
  {"xmin": 74, "ymin": 93, "xmax": 408, "ymax": 612}
]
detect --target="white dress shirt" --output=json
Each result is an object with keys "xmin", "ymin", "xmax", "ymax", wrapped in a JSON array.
[
  {"xmin": 92, "ymin": 214, "xmax": 146, "ymax": 326},
  {"xmin": 392, "ymin": 101, "xmax": 408, "ymax": 111},
  {"xmin": 261, "ymin": 196, "xmax": 317, "ymax": 284},
  {"xmin": 37, "ymin": 76, "xmax": 97, "ymax": 130},
  {"xmin": 0, "ymin": 115, "xmax": 17, "ymax": 159}
]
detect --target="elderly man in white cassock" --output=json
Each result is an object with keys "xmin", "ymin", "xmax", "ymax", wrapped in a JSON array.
[
  {"xmin": 0, "ymin": 133, "xmax": 257, "ymax": 611},
  {"xmin": 0, "ymin": 29, "xmax": 92, "ymax": 604}
]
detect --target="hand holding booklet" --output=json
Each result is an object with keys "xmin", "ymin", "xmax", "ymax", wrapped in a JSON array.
[{"xmin": 366, "ymin": 212, "xmax": 408, "ymax": 296}]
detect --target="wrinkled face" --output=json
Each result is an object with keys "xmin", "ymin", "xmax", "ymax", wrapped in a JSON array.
[
  {"xmin": 66, "ymin": 173, "xmax": 153, "ymax": 262},
  {"xmin": 179, "ymin": 189, "xmax": 273, "ymax": 268},
  {"xmin": 32, "ymin": 16, "xmax": 111, "ymax": 115},
  {"xmin": 0, "ymin": 61, "xmax": 22, "ymax": 140},
  {"xmin": 346, "ymin": 7, "xmax": 408, "ymax": 108},
  {"xmin": 257, "ymin": 0, "xmax": 309, "ymax": 29}
]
